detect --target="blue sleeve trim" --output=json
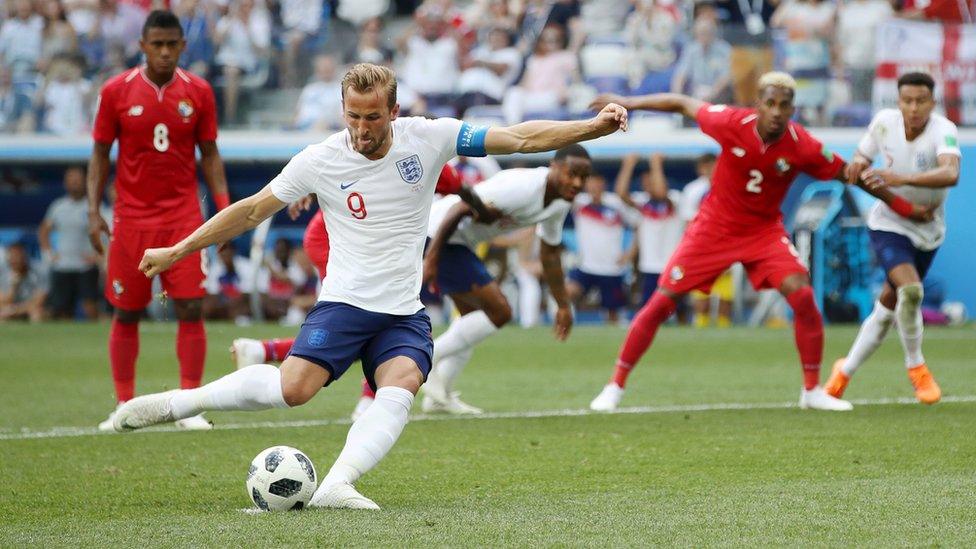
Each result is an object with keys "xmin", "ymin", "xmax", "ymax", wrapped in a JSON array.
[{"xmin": 456, "ymin": 122, "xmax": 488, "ymax": 157}]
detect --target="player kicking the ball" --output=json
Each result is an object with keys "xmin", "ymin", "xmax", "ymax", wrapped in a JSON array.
[
  {"xmin": 587, "ymin": 72, "xmax": 933, "ymax": 412},
  {"xmin": 113, "ymin": 63, "xmax": 628, "ymax": 510},
  {"xmin": 420, "ymin": 144, "xmax": 590, "ymax": 414},
  {"xmin": 825, "ymin": 72, "xmax": 960, "ymax": 404}
]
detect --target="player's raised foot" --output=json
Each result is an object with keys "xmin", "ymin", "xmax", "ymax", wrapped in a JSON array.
[
  {"xmin": 907, "ymin": 363, "xmax": 941, "ymax": 404},
  {"xmin": 590, "ymin": 383, "xmax": 625, "ymax": 411},
  {"xmin": 97, "ymin": 404, "xmax": 123, "ymax": 432},
  {"xmin": 309, "ymin": 482, "xmax": 380, "ymax": 510},
  {"xmin": 113, "ymin": 389, "xmax": 179, "ymax": 432},
  {"xmin": 350, "ymin": 396, "xmax": 374, "ymax": 422},
  {"xmin": 824, "ymin": 358, "xmax": 851, "ymax": 399},
  {"xmin": 231, "ymin": 338, "xmax": 265, "ymax": 370},
  {"xmin": 175, "ymin": 413, "xmax": 213, "ymax": 430},
  {"xmin": 421, "ymin": 391, "xmax": 483, "ymax": 415},
  {"xmin": 798, "ymin": 386, "xmax": 853, "ymax": 411}
]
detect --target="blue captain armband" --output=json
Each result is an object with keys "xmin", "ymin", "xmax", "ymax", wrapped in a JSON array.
[{"xmin": 456, "ymin": 122, "xmax": 489, "ymax": 157}]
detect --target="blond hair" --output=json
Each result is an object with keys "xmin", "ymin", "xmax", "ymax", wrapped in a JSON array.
[
  {"xmin": 341, "ymin": 63, "xmax": 398, "ymax": 109},
  {"xmin": 757, "ymin": 71, "xmax": 797, "ymax": 93}
]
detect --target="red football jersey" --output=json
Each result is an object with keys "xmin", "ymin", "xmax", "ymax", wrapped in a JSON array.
[
  {"xmin": 434, "ymin": 163, "xmax": 463, "ymax": 195},
  {"xmin": 694, "ymin": 104, "xmax": 844, "ymax": 232},
  {"xmin": 93, "ymin": 66, "xmax": 218, "ymax": 229}
]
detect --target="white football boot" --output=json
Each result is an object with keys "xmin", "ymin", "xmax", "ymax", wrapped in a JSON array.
[
  {"xmin": 350, "ymin": 396, "xmax": 374, "ymax": 422},
  {"xmin": 799, "ymin": 386, "xmax": 854, "ymax": 411},
  {"xmin": 589, "ymin": 383, "xmax": 625, "ymax": 411},
  {"xmin": 231, "ymin": 338, "xmax": 265, "ymax": 369},
  {"xmin": 112, "ymin": 389, "xmax": 179, "ymax": 432},
  {"xmin": 175, "ymin": 413, "xmax": 213, "ymax": 430},
  {"xmin": 309, "ymin": 482, "xmax": 380, "ymax": 510},
  {"xmin": 97, "ymin": 403, "xmax": 123, "ymax": 432},
  {"xmin": 421, "ymin": 391, "xmax": 483, "ymax": 414}
]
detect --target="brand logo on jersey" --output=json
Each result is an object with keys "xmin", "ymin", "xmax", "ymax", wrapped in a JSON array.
[
  {"xmin": 112, "ymin": 279, "xmax": 124, "ymax": 296},
  {"xmin": 821, "ymin": 147, "xmax": 834, "ymax": 162},
  {"xmin": 669, "ymin": 266, "xmax": 684, "ymax": 282},
  {"xmin": 177, "ymin": 100, "xmax": 194, "ymax": 118},
  {"xmin": 307, "ymin": 328, "xmax": 329, "ymax": 347},
  {"xmin": 396, "ymin": 154, "xmax": 423, "ymax": 184},
  {"xmin": 732, "ymin": 147, "xmax": 746, "ymax": 157},
  {"xmin": 945, "ymin": 135, "xmax": 957, "ymax": 147},
  {"xmin": 128, "ymin": 105, "xmax": 143, "ymax": 117},
  {"xmin": 776, "ymin": 158, "xmax": 791, "ymax": 173},
  {"xmin": 340, "ymin": 180, "xmax": 360, "ymax": 190},
  {"xmin": 707, "ymin": 104, "xmax": 727, "ymax": 112}
]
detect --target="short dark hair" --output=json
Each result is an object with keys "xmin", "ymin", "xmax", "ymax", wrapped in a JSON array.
[
  {"xmin": 697, "ymin": 152, "xmax": 717, "ymax": 165},
  {"xmin": 554, "ymin": 144, "xmax": 590, "ymax": 163},
  {"xmin": 142, "ymin": 10, "xmax": 183, "ymax": 38},
  {"xmin": 897, "ymin": 72, "xmax": 935, "ymax": 92}
]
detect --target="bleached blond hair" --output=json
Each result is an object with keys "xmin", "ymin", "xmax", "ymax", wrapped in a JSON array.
[
  {"xmin": 341, "ymin": 63, "xmax": 398, "ymax": 109},
  {"xmin": 758, "ymin": 71, "xmax": 797, "ymax": 93}
]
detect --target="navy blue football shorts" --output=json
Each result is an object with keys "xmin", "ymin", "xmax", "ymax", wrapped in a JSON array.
[{"xmin": 868, "ymin": 230, "xmax": 938, "ymax": 284}]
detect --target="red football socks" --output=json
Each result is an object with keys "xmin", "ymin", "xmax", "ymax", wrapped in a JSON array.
[
  {"xmin": 177, "ymin": 320, "xmax": 207, "ymax": 389},
  {"xmin": 785, "ymin": 286, "xmax": 823, "ymax": 390},
  {"xmin": 109, "ymin": 318, "xmax": 139, "ymax": 403},
  {"xmin": 612, "ymin": 292, "xmax": 677, "ymax": 388},
  {"xmin": 361, "ymin": 379, "xmax": 375, "ymax": 399},
  {"xmin": 263, "ymin": 338, "xmax": 295, "ymax": 362}
]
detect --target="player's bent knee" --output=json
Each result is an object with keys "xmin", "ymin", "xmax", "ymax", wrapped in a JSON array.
[
  {"xmin": 173, "ymin": 298, "xmax": 203, "ymax": 321},
  {"xmin": 115, "ymin": 308, "xmax": 143, "ymax": 323},
  {"xmin": 279, "ymin": 377, "xmax": 318, "ymax": 407},
  {"xmin": 486, "ymin": 301, "xmax": 513, "ymax": 327},
  {"xmin": 897, "ymin": 283, "xmax": 923, "ymax": 307},
  {"xmin": 375, "ymin": 357, "xmax": 424, "ymax": 394}
]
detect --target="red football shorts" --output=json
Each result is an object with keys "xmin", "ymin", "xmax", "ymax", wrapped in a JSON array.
[
  {"xmin": 659, "ymin": 220, "xmax": 808, "ymax": 294},
  {"xmin": 106, "ymin": 225, "xmax": 206, "ymax": 310}
]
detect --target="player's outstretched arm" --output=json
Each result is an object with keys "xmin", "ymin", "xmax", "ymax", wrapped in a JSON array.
[
  {"xmin": 840, "ymin": 163, "xmax": 934, "ymax": 222},
  {"xmin": 589, "ymin": 93, "xmax": 704, "ymax": 120},
  {"xmin": 613, "ymin": 153, "xmax": 640, "ymax": 209},
  {"xmin": 540, "ymin": 241, "xmax": 572, "ymax": 341},
  {"xmin": 423, "ymin": 201, "xmax": 474, "ymax": 291},
  {"xmin": 483, "ymin": 103, "xmax": 628, "ymax": 155},
  {"xmin": 199, "ymin": 141, "xmax": 231, "ymax": 211},
  {"xmin": 139, "ymin": 185, "xmax": 287, "ymax": 277}
]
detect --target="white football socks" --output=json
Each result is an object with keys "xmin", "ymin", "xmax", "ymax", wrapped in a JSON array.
[
  {"xmin": 321, "ymin": 386, "xmax": 414, "ymax": 488},
  {"xmin": 895, "ymin": 283, "xmax": 925, "ymax": 367},
  {"xmin": 170, "ymin": 363, "xmax": 289, "ymax": 419},
  {"xmin": 432, "ymin": 310, "xmax": 498, "ymax": 363},
  {"xmin": 428, "ymin": 347, "xmax": 474, "ymax": 394},
  {"xmin": 841, "ymin": 301, "xmax": 895, "ymax": 376}
]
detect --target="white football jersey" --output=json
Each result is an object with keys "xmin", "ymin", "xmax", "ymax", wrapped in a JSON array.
[
  {"xmin": 428, "ymin": 167, "xmax": 571, "ymax": 249},
  {"xmin": 677, "ymin": 176, "xmax": 711, "ymax": 223},
  {"xmin": 632, "ymin": 190, "xmax": 685, "ymax": 274},
  {"xmin": 857, "ymin": 109, "xmax": 961, "ymax": 251},
  {"xmin": 270, "ymin": 116, "xmax": 474, "ymax": 315},
  {"xmin": 572, "ymin": 192, "xmax": 639, "ymax": 276}
]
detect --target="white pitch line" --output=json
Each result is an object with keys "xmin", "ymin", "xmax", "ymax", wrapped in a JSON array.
[{"xmin": 3, "ymin": 395, "xmax": 975, "ymax": 442}]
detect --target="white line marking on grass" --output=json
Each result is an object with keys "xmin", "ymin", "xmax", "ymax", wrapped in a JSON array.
[{"xmin": 3, "ymin": 395, "xmax": 975, "ymax": 442}]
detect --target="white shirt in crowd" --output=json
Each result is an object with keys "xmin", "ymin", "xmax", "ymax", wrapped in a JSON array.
[
  {"xmin": 270, "ymin": 116, "xmax": 467, "ymax": 315},
  {"xmin": 632, "ymin": 190, "xmax": 684, "ymax": 274},
  {"xmin": 215, "ymin": 9, "xmax": 272, "ymax": 73},
  {"xmin": 458, "ymin": 45, "xmax": 522, "ymax": 101},
  {"xmin": 295, "ymin": 79, "xmax": 342, "ymax": 130},
  {"xmin": 279, "ymin": 0, "xmax": 323, "ymax": 34},
  {"xmin": 858, "ymin": 108, "xmax": 960, "ymax": 251},
  {"xmin": 835, "ymin": 0, "xmax": 893, "ymax": 70},
  {"xmin": 572, "ymin": 192, "xmax": 638, "ymax": 276},
  {"xmin": 206, "ymin": 255, "xmax": 256, "ymax": 295},
  {"xmin": 678, "ymin": 175, "xmax": 711, "ymax": 223},
  {"xmin": 42, "ymin": 78, "xmax": 91, "ymax": 136},
  {"xmin": 428, "ymin": 167, "xmax": 571, "ymax": 250},
  {"xmin": 401, "ymin": 35, "xmax": 459, "ymax": 95}
]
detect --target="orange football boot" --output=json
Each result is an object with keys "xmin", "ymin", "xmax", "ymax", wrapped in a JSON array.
[
  {"xmin": 824, "ymin": 358, "xmax": 850, "ymax": 398},
  {"xmin": 907, "ymin": 363, "xmax": 941, "ymax": 404}
]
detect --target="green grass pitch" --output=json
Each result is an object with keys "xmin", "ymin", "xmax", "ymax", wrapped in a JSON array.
[{"xmin": 1, "ymin": 322, "xmax": 974, "ymax": 546}]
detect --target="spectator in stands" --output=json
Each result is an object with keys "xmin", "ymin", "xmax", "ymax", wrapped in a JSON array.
[
  {"xmin": 38, "ymin": 55, "xmax": 91, "ymax": 135},
  {"xmin": 457, "ymin": 26, "xmax": 521, "ymax": 114},
  {"xmin": 771, "ymin": 0, "xmax": 834, "ymax": 125},
  {"xmin": 398, "ymin": 3, "xmax": 460, "ymax": 101},
  {"xmin": 516, "ymin": 0, "xmax": 582, "ymax": 54},
  {"xmin": 293, "ymin": 53, "xmax": 342, "ymax": 131},
  {"xmin": 98, "ymin": 0, "xmax": 145, "ymax": 62},
  {"xmin": 203, "ymin": 244, "xmax": 254, "ymax": 325},
  {"xmin": 92, "ymin": 43, "xmax": 126, "ymax": 90},
  {"xmin": 501, "ymin": 24, "xmax": 577, "ymax": 124},
  {"xmin": 214, "ymin": 0, "xmax": 271, "ymax": 124},
  {"xmin": 278, "ymin": 0, "xmax": 324, "ymax": 88},
  {"xmin": 580, "ymin": 0, "xmax": 632, "ymax": 41},
  {"xmin": 345, "ymin": 17, "xmax": 394, "ymax": 66},
  {"xmin": 0, "ymin": 64, "xmax": 32, "ymax": 132},
  {"xmin": 0, "ymin": 0, "xmax": 43, "ymax": 81},
  {"xmin": 711, "ymin": 0, "xmax": 776, "ymax": 105},
  {"xmin": 568, "ymin": 173, "xmax": 636, "ymax": 324},
  {"xmin": 671, "ymin": 17, "xmax": 732, "ymax": 104},
  {"xmin": 0, "ymin": 241, "xmax": 48, "ymax": 323},
  {"xmin": 174, "ymin": 0, "xmax": 214, "ymax": 77},
  {"xmin": 465, "ymin": 0, "xmax": 518, "ymax": 39},
  {"xmin": 65, "ymin": 0, "xmax": 102, "ymax": 70},
  {"xmin": 836, "ymin": 0, "xmax": 893, "ymax": 103},
  {"xmin": 336, "ymin": 0, "xmax": 389, "ymax": 26},
  {"xmin": 39, "ymin": 0, "xmax": 79, "ymax": 74},
  {"xmin": 256, "ymin": 238, "xmax": 302, "ymax": 322},
  {"xmin": 625, "ymin": 0, "xmax": 680, "ymax": 87},
  {"xmin": 37, "ymin": 165, "xmax": 102, "ymax": 319}
]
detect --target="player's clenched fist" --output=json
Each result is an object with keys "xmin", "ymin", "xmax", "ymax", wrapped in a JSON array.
[
  {"xmin": 139, "ymin": 247, "xmax": 179, "ymax": 278},
  {"xmin": 593, "ymin": 103, "xmax": 629, "ymax": 134}
]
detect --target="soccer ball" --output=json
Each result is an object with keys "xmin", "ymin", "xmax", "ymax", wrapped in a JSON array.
[
  {"xmin": 941, "ymin": 301, "xmax": 967, "ymax": 326},
  {"xmin": 246, "ymin": 446, "xmax": 317, "ymax": 511}
]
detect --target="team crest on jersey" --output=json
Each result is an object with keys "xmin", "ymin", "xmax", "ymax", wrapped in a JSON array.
[
  {"xmin": 128, "ymin": 105, "xmax": 143, "ymax": 116},
  {"xmin": 177, "ymin": 100, "xmax": 194, "ymax": 118},
  {"xmin": 732, "ymin": 147, "xmax": 746, "ymax": 157},
  {"xmin": 396, "ymin": 154, "xmax": 424, "ymax": 184},
  {"xmin": 669, "ymin": 266, "xmax": 684, "ymax": 282},
  {"xmin": 776, "ymin": 158, "xmax": 791, "ymax": 173},
  {"xmin": 112, "ymin": 279, "xmax": 124, "ymax": 296}
]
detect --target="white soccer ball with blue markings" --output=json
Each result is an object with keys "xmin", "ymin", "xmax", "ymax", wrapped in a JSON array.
[{"xmin": 246, "ymin": 446, "xmax": 317, "ymax": 512}]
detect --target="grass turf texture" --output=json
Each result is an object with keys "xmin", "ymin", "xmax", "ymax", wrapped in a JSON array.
[{"xmin": 1, "ymin": 322, "xmax": 974, "ymax": 546}]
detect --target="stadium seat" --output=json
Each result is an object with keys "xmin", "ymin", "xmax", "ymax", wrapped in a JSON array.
[
  {"xmin": 580, "ymin": 43, "xmax": 630, "ymax": 79},
  {"xmin": 463, "ymin": 105, "xmax": 506, "ymax": 126},
  {"xmin": 631, "ymin": 68, "xmax": 675, "ymax": 95},
  {"xmin": 584, "ymin": 76, "xmax": 629, "ymax": 95}
]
